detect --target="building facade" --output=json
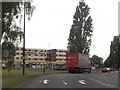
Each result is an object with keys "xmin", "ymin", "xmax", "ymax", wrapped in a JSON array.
[
  {"xmin": 15, "ymin": 47, "xmax": 47, "ymax": 61},
  {"xmin": 14, "ymin": 47, "xmax": 67, "ymax": 68},
  {"xmin": 47, "ymin": 49, "xmax": 66, "ymax": 62}
]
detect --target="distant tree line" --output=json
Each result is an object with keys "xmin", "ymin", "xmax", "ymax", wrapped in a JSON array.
[
  {"xmin": 104, "ymin": 35, "xmax": 120, "ymax": 69},
  {"xmin": 89, "ymin": 55, "xmax": 103, "ymax": 68}
]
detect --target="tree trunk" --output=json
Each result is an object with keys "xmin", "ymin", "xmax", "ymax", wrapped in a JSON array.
[{"xmin": 7, "ymin": 60, "xmax": 12, "ymax": 72}]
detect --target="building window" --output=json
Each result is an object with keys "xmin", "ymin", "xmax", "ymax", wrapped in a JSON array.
[
  {"xmin": 34, "ymin": 58, "xmax": 37, "ymax": 60},
  {"xmin": 35, "ymin": 54, "xmax": 38, "ymax": 56},
  {"xmin": 33, "ymin": 58, "xmax": 37, "ymax": 60},
  {"xmin": 43, "ymin": 50, "xmax": 46, "ymax": 52},
  {"xmin": 28, "ymin": 54, "xmax": 31, "ymax": 56},
  {"xmin": 59, "ymin": 50, "xmax": 62, "ymax": 52},
  {"xmin": 16, "ymin": 53, "xmax": 19, "ymax": 55},
  {"xmin": 16, "ymin": 57, "xmax": 19, "ymax": 59},
  {"xmin": 28, "ymin": 50, "xmax": 31, "ymax": 51},
  {"xmin": 16, "ymin": 48, "xmax": 19, "ymax": 50}
]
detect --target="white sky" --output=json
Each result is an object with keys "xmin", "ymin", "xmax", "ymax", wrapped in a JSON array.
[{"xmin": 19, "ymin": 0, "xmax": 119, "ymax": 61}]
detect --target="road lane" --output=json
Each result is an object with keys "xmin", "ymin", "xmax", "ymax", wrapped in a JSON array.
[
  {"xmin": 88, "ymin": 77, "xmax": 117, "ymax": 88},
  {"xmin": 16, "ymin": 71, "xmax": 118, "ymax": 88}
]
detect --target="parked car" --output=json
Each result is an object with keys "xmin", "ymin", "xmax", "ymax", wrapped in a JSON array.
[{"xmin": 100, "ymin": 67, "xmax": 110, "ymax": 73}]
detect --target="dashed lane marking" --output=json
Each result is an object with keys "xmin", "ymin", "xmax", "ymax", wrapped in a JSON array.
[
  {"xmin": 63, "ymin": 80, "xmax": 68, "ymax": 85},
  {"xmin": 78, "ymin": 80, "xmax": 86, "ymax": 85},
  {"xmin": 39, "ymin": 79, "xmax": 49, "ymax": 85}
]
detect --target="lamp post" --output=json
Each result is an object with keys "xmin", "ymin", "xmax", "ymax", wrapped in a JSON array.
[
  {"xmin": 22, "ymin": 2, "xmax": 26, "ymax": 76},
  {"xmin": 113, "ymin": 51, "xmax": 115, "ymax": 69}
]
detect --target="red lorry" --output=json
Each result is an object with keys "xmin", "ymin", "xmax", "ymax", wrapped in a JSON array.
[{"xmin": 66, "ymin": 52, "xmax": 91, "ymax": 73}]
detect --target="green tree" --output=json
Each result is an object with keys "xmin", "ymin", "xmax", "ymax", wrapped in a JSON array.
[
  {"xmin": 1, "ymin": 2, "xmax": 35, "ymax": 71},
  {"xmin": 67, "ymin": 0, "xmax": 93, "ymax": 54},
  {"xmin": 2, "ymin": 41, "xmax": 16, "ymax": 71},
  {"xmin": 1, "ymin": 2, "xmax": 35, "ymax": 43},
  {"xmin": 104, "ymin": 36, "xmax": 120, "ymax": 69},
  {"xmin": 90, "ymin": 55, "xmax": 103, "ymax": 68},
  {"xmin": 118, "ymin": 35, "xmax": 120, "ymax": 68},
  {"xmin": 104, "ymin": 54, "xmax": 112, "ymax": 67},
  {"xmin": 113, "ymin": 36, "xmax": 119, "ymax": 68}
]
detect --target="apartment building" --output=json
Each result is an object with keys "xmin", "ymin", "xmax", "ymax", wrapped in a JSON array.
[
  {"xmin": 47, "ymin": 49, "xmax": 66, "ymax": 63},
  {"xmin": 15, "ymin": 47, "xmax": 47, "ymax": 64},
  {"xmin": 14, "ymin": 47, "xmax": 67, "ymax": 65}
]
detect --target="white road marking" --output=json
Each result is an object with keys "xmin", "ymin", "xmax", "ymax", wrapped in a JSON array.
[
  {"xmin": 39, "ymin": 79, "xmax": 49, "ymax": 85},
  {"xmin": 88, "ymin": 78, "xmax": 118, "ymax": 88},
  {"xmin": 78, "ymin": 80, "xmax": 86, "ymax": 85},
  {"xmin": 63, "ymin": 80, "xmax": 67, "ymax": 85},
  {"xmin": 43, "ymin": 80, "xmax": 49, "ymax": 84}
]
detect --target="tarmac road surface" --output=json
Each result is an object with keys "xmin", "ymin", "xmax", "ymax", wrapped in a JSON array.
[{"xmin": 16, "ymin": 70, "xmax": 118, "ymax": 88}]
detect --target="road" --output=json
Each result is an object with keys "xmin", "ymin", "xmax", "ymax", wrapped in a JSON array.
[{"xmin": 16, "ymin": 70, "xmax": 118, "ymax": 88}]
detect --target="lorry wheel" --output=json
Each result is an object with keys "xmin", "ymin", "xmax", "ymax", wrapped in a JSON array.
[
  {"xmin": 79, "ymin": 69, "xmax": 84, "ymax": 73},
  {"xmin": 88, "ymin": 71, "xmax": 91, "ymax": 73},
  {"xmin": 68, "ymin": 70, "xmax": 71, "ymax": 73},
  {"xmin": 68, "ymin": 69, "xmax": 72, "ymax": 73},
  {"xmin": 68, "ymin": 68, "xmax": 75, "ymax": 73},
  {"xmin": 87, "ymin": 69, "xmax": 91, "ymax": 73}
]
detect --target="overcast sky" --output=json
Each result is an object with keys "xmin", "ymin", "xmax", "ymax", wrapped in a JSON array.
[{"xmin": 19, "ymin": 0, "xmax": 119, "ymax": 61}]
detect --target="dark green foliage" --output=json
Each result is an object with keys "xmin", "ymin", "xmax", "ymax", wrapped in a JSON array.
[
  {"xmin": 104, "ymin": 55, "xmax": 113, "ymax": 67},
  {"xmin": 2, "ymin": 41, "xmax": 16, "ymax": 71},
  {"xmin": 2, "ymin": 41, "xmax": 15, "ymax": 61},
  {"xmin": 1, "ymin": 2, "xmax": 34, "ymax": 42},
  {"xmin": 89, "ymin": 55, "xmax": 103, "ymax": 68},
  {"xmin": 67, "ymin": 0, "xmax": 93, "ymax": 54},
  {"xmin": 104, "ymin": 35, "xmax": 120, "ymax": 68},
  {"xmin": 2, "ymin": 2, "xmax": 20, "ymax": 36},
  {"xmin": 1, "ymin": 2, "xmax": 35, "ymax": 71}
]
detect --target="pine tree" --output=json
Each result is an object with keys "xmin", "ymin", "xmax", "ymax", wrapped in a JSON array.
[{"xmin": 68, "ymin": 0, "xmax": 93, "ymax": 54}]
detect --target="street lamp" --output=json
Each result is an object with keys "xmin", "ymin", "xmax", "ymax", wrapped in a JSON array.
[{"xmin": 113, "ymin": 51, "xmax": 115, "ymax": 69}]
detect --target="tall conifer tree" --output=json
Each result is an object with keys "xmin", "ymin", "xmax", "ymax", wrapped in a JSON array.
[{"xmin": 68, "ymin": 0, "xmax": 93, "ymax": 54}]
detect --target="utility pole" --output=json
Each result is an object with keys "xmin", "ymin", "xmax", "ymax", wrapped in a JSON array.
[
  {"xmin": 118, "ymin": 2, "xmax": 120, "ymax": 69},
  {"xmin": 22, "ymin": 2, "xmax": 26, "ymax": 76},
  {"xmin": 113, "ymin": 51, "xmax": 115, "ymax": 68}
]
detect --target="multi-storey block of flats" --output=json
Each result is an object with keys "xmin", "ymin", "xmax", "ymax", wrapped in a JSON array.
[{"xmin": 14, "ymin": 47, "xmax": 67, "ymax": 69}]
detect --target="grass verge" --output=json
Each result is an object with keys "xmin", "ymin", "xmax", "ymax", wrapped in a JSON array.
[{"xmin": 2, "ymin": 69, "xmax": 67, "ymax": 88}]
